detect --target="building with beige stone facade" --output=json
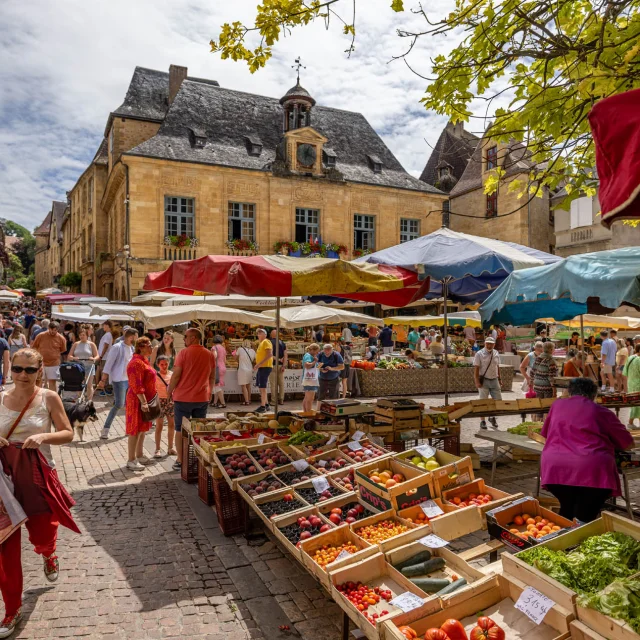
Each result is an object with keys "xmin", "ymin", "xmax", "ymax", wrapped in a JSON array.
[
  {"xmin": 35, "ymin": 65, "xmax": 446, "ymax": 300},
  {"xmin": 34, "ymin": 201, "xmax": 66, "ymax": 291}
]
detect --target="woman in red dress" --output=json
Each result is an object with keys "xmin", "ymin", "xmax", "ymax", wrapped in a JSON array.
[{"xmin": 125, "ymin": 337, "xmax": 156, "ymax": 471}]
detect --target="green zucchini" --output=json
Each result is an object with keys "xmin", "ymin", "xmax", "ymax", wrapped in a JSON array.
[
  {"xmin": 435, "ymin": 578, "xmax": 467, "ymax": 595},
  {"xmin": 401, "ymin": 557, "xmax": 446, "ymax": 577},
  {"xmin": 408, "ymin": 577, "xmax": 451, "ymax": 593},
  {"xmin": 392, "ymin": 550, "xmax": 432, "ymax": 571}
]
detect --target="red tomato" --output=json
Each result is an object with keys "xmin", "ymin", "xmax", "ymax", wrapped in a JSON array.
[
  {"xmin": 424, "ymin": 630, "xmax": 451, "ymax": 640},
  {"xmin": 469, "ymin": 617, "xmax": 505, "ymax": 640},
  {"xmin": 440, "ymin": 619, "xmax": 468, "ymax": 640}
]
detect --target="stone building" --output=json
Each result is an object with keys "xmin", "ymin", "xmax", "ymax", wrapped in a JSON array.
[
  {"xmin": 34, "ymin": 201, "xmax": 66, "ymax": 290},
  {"xmin": 35, "ymin": 65, "xmax": 446, "ymax": 299}
]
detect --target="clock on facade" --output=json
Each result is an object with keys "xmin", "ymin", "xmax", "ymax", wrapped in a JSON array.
[{"xmin": 297, "ymin": 143, "xmax": 317, "ymax": 168}]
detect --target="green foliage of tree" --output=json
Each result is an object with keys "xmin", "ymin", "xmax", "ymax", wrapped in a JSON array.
[
  {"xmin": 13, "ymin": 274, "xmax": 35, "ymax": 292},
  {"xmin": 59, "ymin": 272, "xmax": 82, "ymax": 291},
  {"xmin": 3, "ymin": 220, "xmax": 32, "ymax": 238},
  {"xmin": 210, "ymin": 0, "xmax": 640, "ymax": 209}
]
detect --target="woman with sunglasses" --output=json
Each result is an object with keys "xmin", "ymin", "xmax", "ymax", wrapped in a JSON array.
[{"xmin": 0, "ymin": 348, "xmax": 76, "ymax": 638}]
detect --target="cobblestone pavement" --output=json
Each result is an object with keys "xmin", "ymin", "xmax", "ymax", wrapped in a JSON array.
[{"xmin": 14, "ymin": 380, "xmax": 640, "ymax": 639}]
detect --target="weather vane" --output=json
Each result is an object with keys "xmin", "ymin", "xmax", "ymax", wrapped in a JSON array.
[{"xmin": 292, "ymin": 57, "xmax": 305, "ymax": 83}]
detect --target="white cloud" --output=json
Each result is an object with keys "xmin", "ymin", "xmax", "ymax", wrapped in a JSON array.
[{"xmin": 0, "ymin": 0, "xmax": 500, "ymax": 231}]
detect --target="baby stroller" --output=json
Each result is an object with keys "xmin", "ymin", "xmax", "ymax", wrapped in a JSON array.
[{"xmin": 59, "ymin": 361, "xmax": 97, "ymax": 441}]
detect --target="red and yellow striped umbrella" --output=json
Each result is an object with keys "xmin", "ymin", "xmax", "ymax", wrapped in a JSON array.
[{"xmin": 144, "ymin": 255, "xmax": 429, "ymax": 307}]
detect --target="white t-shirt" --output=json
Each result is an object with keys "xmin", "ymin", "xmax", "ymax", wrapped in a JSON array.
[
  {"xmin": 342, "ymin": 327, "xmax": 353, "ymax": 342},
  {"xmin": 98, "ymin": 331, "xmax": 113, "ymax": 360},
  {"xmin": 473, "ymin": 348, "xmax": 501, "ymax": 379},
  {"xmin": 237, "ymin": 346, "xmax": 256, "ymax": 371}
]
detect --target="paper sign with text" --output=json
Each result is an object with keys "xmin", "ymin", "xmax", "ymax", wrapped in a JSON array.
[
  {"xmin": 327, "ymin": 435, "xmax": 337, "ymax": 446},
  {"xmin": 311, "ymin": 476, "xmax": 330, "ymax": 494},
  {"xmin": 389, "ymin": 592, "xmax": 424, "ymax": 613},
  {"xmin": 292, "ymin": 459, "xmax": 309, "ymax": 472},
  {"xmin": 514, "ymin": 587, "xmax": 555, "ymax": 625},
  {"xmin": 351, "ymin": 430, "xmax": 365, "ymax": 441},
  {"xmin": 415, "ymin": 445, "xmax": 437, "ymax": 459},
  {"xmin": 419, "ymin": 534, "xmax": 449, "ymax": 548},
  {"xmin": 347, "ymin": 441, "xmax": 363, "ymax": 451},
  {"xmin": 421, "ymin": 500, "xmax": 444, "ymax": 518},
  {"xmin": 230, "ymin": 430, "xmax": 242, "ymax": 436},
  {"xmin": 257, "ymin": 433, "xmax": 266, "ymax": 444},
  {"xmin": 334, "ymin": 549, "xmax": 352, "ymax": 563}
]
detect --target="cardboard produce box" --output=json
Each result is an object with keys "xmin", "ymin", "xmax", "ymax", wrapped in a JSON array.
[
  {"xmin": 486, "ymin": 497, "xmax": 577, "ymax": 552},
  {"xmin": 355, "ymin": 458, "xmax": 436, "ymax": 512},
  {"xmin": 381, "ymin": 573, "xmax": 573, "ymax": 640},
  {"xmin": 329, "ymin": 553, "xmax": 430, "ymax": 640}
]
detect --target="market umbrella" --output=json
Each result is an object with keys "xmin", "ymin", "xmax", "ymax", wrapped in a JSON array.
[
  {"xmin": 479, "ymin": 247, "xmax": 640, "ymax": 330},
  {"xmin": 160, "ymin": 294, "xmax": 308, "ymax": 308},
  {"xmin": 383, "ymin": 311, "xmax": 482, "ymax": 329},
  {"xmin": 358, "ymin": 227, "xmax": 560, "ymax": 402},
  {"xmin": 536, "ymin": 314, "xmax": 640, "ymax": 330},
  {"xmin": 144, "ymin": 255, "xmax": 430, "ymax": 412},
  {"xmin": 261, "ymin": 304, "xmax": 382, "ymax": 329},
  {"xmin": 36, "ymin": 288, "xmax": 62, "ymax": 298}
]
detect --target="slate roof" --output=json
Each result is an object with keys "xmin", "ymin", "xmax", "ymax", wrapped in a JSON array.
[
  {"xmin": 106, "ymin": 66, "xmax": 220, "ymax": 133},
  {"xmin": 93, "ymin": 138, "xmax": 108, "ymax": 165},
  {"xmin": 419, "ymin": 122, "xmax": 479, "ymax": 192},
  {"xmin": 127, "ymin": 80, "xmax": 443, "ymax": 194},
  {"xmin": 34, "ymin": 212, "xmax": 52, "ymax": 236},
  {"xmin": 449, "ymin": 137, "xmax": 534, "ymax": 198},
  {"xmin": 50, "ymin": 201, "xmax": 67, "ymax": 243},
  {"xmin": 280, "ymin": 81, "xmax": 316, "ymax": 106}
]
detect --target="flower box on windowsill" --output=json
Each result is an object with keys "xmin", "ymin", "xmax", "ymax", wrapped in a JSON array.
[{"xmin": 164, "ymin": 235, "xmax": 199, "ymax": 249}]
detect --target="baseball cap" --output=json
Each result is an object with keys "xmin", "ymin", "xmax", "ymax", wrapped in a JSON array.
[
  {"xmin": 634, "ymin": 335, "xmax": 640, "ymax": 341},
  {"xmin": 485, "ymin": 336, "xmax": 496, "ymax": 344}
]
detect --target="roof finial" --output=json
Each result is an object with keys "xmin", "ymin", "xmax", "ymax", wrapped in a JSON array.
[{"xmin": 292, "ymin": 57, "xmax": 305, "ymax": 83}]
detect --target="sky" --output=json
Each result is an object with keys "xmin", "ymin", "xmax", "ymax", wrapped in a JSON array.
[{"xmin": 0, "ymin": 0, "xmax": 492, "ymax": 231}]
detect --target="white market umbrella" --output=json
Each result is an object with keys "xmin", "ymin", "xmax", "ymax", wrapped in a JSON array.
[
  {"xmin": 262, "ymin": 304, "xmax": 383, "ymax": 329},
  {"xmin": 383, "ymin": 311, "xmax": 482, "ymax": 328},
  {"xmin": 160, "ymin": 293, "xmax": 308, "ymax": 308},
  {"xmin": 51, "ymin": 305, "xmax": 133, "ymax": 323}
]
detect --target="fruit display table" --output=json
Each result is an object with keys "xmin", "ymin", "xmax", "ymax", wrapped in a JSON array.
[{"xmin": 356, "ymin": 365, "xmax": 514, "ymax": 397}]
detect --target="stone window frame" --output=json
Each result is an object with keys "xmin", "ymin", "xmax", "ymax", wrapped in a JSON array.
[
  {"xmin": 228, "ymin": 202, "xmax": 256, "ymax": 242},
  {"xmin": 354, "ymin": 214, "xmax": 376, "ymax": 251},
  {"xmin": 164, "ymin": 196, "xmax": 195, "ymax": 238},
  {"xmin": 295, "ymin": 207, "xmax": 320, "ymax": 243},
  {"xmin": 486, "ymin": 192, "xmax": 498, "ymax": 218},
  {"xmin": 400, "ymin": 218, "xmax": 420, "ymax": 243},
  {"xmin": 486, "ymin": 145, "xmax": 498, "ymax": 170}
]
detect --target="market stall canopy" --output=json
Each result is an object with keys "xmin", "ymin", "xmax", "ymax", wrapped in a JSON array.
[
  {"xmin": 51, "ymin": 305, "xmax": 133, "ymax": 323},
  {"xmin": 536, "ymin": 314, "xmax": 640, "ymax": 330},
  {"xmin": 160, "ymin": 294, "xmax": 308, "ymax": 308},
  {"xmin": 0, "ymin": 291, "xmax": 23, "ymax": 300},
  {"xmin": 143, "ymin": 255, "xmax": 430, "ymax": 307},
  {"xmin": 480, "ymin": 247, "xmax": 640, "ymax": 327},
  {"xmin": 589, "ymin": 88, "xmax": 640, "ymax": 228},
  {"xmin": 14, "ymin": 288, "xmax": 31, "ymax": 294},
  {"xmin": 90, "ymin": 303, "xmax": 269, "ymax": 330},
  {"xmin": 37, "ymin": 288, "xmax": 62, "ymax": 297},
  {"xmin": 261, "ymin": 304, "xmax": 382, "ymax": 329},
  {"xmin": 47, "ymin": 293, "xmax": 109, "ymax": 304},
  {"xmin": 383, "ymin": 311, "xmax": 482, "ymax": 328}
]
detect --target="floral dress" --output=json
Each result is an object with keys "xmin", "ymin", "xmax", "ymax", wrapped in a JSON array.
[
  {"xmin": 126, "ymin": 354, "xmax": 157, "ymax": 436},
  {"xmin": 624, "ymin": 355, "xmax": 640, "ymax": 420},
  {"xmin": 531, "ymin": 355, "xmax": 558, "ymax": 399}
]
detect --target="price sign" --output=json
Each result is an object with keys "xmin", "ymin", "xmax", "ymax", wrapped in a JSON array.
[
  {"xmin": 317, "ymin": 459, "xmax": 328, "ymax": 468},
  {"xmin": 327, "ymin": 435, "xmax": 337, "ymax": 446},
  {"xmin": 389, "ymin": 592, "xmax": 424, "ymax": 613},
  {"xmin": 457, "ymin": 472, "xmax": 471, "ymax": 485},
  {"xmin": 420, "ymin": 500, "xmax": 444, "ymax": 518},
  {"xmin": 419, "ymin": 534, "xmax": 449, "ymax": 548},
  {"xmin": 514, "ymin": 587, "xmax": 555, "ymax": 625},
  {"xmin": 335, "ymin": 549, "xmax": 352, "ymax": 562},
  {"xmin": 292, "ymin": 459, "xmax": 309, "ymax": 472},
  {"xmin": 347, "ymin": 440, "xmax": 363, "ymax": 451},
  {"xmin": 415, "ymin": 445, "xmax": 437, "ymax": 459},
  {"xmin": 351, "ymin": 430, "xmax": 365, "ymax": 441},
  {"xmin": 257, "ymin": 433, "xmax": 266, "ymax": 444},
  {"xmin": 312, "ymin": 476, "xmax": 330, "ymax": 494},
  {"xmin": 230, "ymin": 430, "xmax": 242, "ymax": 437}
]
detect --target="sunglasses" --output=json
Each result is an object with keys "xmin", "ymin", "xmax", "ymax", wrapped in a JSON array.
[{"xmin": 12, "ymin": 365, "xmax": 40, "ymax": 374}]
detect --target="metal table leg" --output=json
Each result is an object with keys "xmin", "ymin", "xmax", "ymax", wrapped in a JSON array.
[
  {"xmin": 535, "ymin": 457, "xmax": 541, "ymax": 497},
  {"xmin": 342, "ymin": 611, "xmax": 350, "ymax": 640},
  {"xmin": 623, "ymin": 471, "xmax": 635, "ymax": 521},
  {"xmin": 490, "ymin": 442, "xmax": 499, "ymax": 486}
]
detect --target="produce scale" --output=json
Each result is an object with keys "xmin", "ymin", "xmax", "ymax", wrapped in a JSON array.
[{"xmin": 183, "ymin": 402, "xmax": 640, "ymax": 640}]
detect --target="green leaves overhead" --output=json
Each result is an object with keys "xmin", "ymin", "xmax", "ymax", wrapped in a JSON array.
[{"xmin": 210, "ymin": 0, "xmax": 640, "ymax": 207}]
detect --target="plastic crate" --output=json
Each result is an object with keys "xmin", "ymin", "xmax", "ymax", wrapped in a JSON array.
[
  {"xmin": 198, "ymin": 459, "xmax": 214, "ymax": 506},
  {"xmin": 213, "ymin": 477, "xmax": 249, "ymax": 536},
  {"xmin": 181, "ymin": 431, "xmax": 198, "ymax": 484}
]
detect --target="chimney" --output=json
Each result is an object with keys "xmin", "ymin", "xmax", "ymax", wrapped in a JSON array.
[{"xmin": 169, "ymin": 64, "xmax": 188, "ymax": 105}]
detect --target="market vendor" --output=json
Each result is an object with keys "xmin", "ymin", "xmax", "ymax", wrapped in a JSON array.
[
  {"xmin": 404, "ymin": 350, "xmax": 422, "ymax": 368},
  {"xmin": 541, "ymin": 377, "xmax": 633, "ymax": 522}
]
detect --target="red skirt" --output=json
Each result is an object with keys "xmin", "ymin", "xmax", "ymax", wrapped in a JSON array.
[{"xmin": 0, "ymin": 445, "xmax": 80, "ymax": 533}]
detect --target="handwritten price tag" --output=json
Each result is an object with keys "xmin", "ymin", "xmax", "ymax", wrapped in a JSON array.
[
  {"xmin": 327, "ymin": 435, "xmax": 337, "ymax": 446},
  {"xmin": 420, "ymin": 500, "xmax": 444, "ymax": 518},
  {"xmin": 257, "ymin": 433, "xmax": 266, "ymax": 444},
  {"xmin": 347, "ymin": 440, "xmax": 363, "ymax": 451},
  {"xmin": 351, "ymin": 430, "xmax": 365, "ymax": 441},
  {"xmin": 415, "ymin": 445, "xmax": 437, "ymax": 459},
  {"xmin": 317, "ymin": 459, "xmax": 328, "ymax": 468},
  {"xmin": 292, "ymin": 459, "xmax": 309, "ymax": 472},
  {"xmin": 514, "ymin": 587, "xmax": 555, "ymax": 625},
  {"xmin": 311, "ymin": 476, "xmax": 330, "ymax": 494},
  {"xmin": 335, "ymin": 549, "xmax": 352, "ymax": 562},
  {"xmin": 457, "ymin": 472, "xmax": 471, "ymax": 485},
  {"xmin": 230, "ymin": 430, "xmax": 242, "ymax": 437},
  {"xmin": 419, "ymin": 534, "xmax": 449, "ymax": 548},
  {"xmin": 389, "ymin": 592, "xmax": 424, "ymax": 613}
]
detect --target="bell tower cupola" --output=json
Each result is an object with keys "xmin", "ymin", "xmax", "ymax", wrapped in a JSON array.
[{"xmin": 280, "ymin": 57, "xmax": 316, "ymax": 132}]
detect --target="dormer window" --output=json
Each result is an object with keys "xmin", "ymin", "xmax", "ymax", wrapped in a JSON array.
[
  {"xmin": 368, "ymin": 154, "xmax": 383, "ymax": 174},
  {"xmin": 188, "ymin": 127, "xmax": 207, "ymax": 149},
  {"xmin": 245, "ymin": 135, "xmax": 263, "ymax": 157},
  {"xmin": 323, "ymin": 148, "xmax": 337, "ymax": 168},
  {"xmin": 486, "ymin": 145, "xmax": 498, "ymax": 170},
  {"xmin": 438, "ymin": 166, "xmax": 450, "ymax": 179}
]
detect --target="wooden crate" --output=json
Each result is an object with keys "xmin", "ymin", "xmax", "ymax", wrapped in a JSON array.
[
  {"xmin": 381, "ymin": 573, "xmax": 573, "ymax": 640},
  {"xmin": 495, "ymin": 400, "xmax": 520, "ymax": 411},
  {"xmin": 236, "ymin": 471, "xmax": 287, "ymax": 502},
  {"xmin": 441, "ymin": 478, "xmax": 520, "ymax": 516},
  {"xmin": 431, "ymin": 457, "xmax": 476, "ymax": 497},
  {"xmin": 329, "ymin": 553, "xmax": 430, "ymax": 640},
  {"xmin": 470, "ymin": 399, "xmax": 497, "ymax": 411},
  {"xmin": 355, "ymin": 459, "xmax": 436, "ymax": 512},
  {"xmin": 502, "ymin": 512, "xmax": 640, "ymax": 614},
  {"xmin": 518, "ymin": 398, "xmax": 542, "ymax": 410},
  {"xmin": 293, "ymin": 477, "xmax": 352, "ymax": 509},
  {"xmin": 213, "ymin": 446, "xmax": 265, "ymax": 490},
  {"xmin": 272, "ymin": 507, "xmax": 335, "ymax": 565},
  {"xmin": 299, "ymin": 525, "xmax": 377, "ymax": 590},
  {"xmin": 383, "ymin": 539, "xmax": 493, "ymax": 606},
  {"xmin": 569, "ymin": 621, "xmax": 609, "ymax": 640},
  {"xmin": 393, "ymin": 449, "xmax": 461, "ymax": 473},
  {"xmin": 243, "ymin": 442, "xmax": 295, "ymax": 470},
  {"xmin": 350, "ymin": 510, "xmax": 426, "ymax": 553},
  {"xmin": 250, "ymin": 488, "xmax": 310, "ymax": 532},
  {"xmin": 303, "ymin": 448, "xmax": 356, "ymax": 475},
  {"xmin": 528, "ymin": 424, "xmax": 546, "ymax": 444},
  {"xmin": 270, "ymin": 462, "xmax": 322, "ymax": 488},
  {"xmin": 540, "ymin": 396, "xmax": 557, "ymax": 408},
  {"xmin": 316, "ymin": 493, "xmax": 380, "ymax": 523}
]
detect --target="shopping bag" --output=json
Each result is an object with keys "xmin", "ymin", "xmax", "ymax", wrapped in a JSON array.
[
  {"xmin": 0, "ymin": 468, "xmax": 27, "ymax": 545},
  {"xmin": 302, "ymin": 366, "xmax": 319, "ymax": 387}
]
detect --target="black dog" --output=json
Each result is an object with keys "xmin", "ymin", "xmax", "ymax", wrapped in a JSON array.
[{"xmin": 63, "ymin": 400, "xmax": 97, "ymax": 442}]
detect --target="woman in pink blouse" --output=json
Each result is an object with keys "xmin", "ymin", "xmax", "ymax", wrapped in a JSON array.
[{"xmin": 541, "ymin": 377, "xmax": 633, "ymax": 522}]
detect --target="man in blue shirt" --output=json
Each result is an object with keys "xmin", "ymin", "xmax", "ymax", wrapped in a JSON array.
[
  {"xmin": 600, "ymin": 329, "xmax": 618, "ymax": 393},
  {"xmin": 379, "ymin": 326, "xmax": 394, "ymax": 354},
  {"xmin": 317, "ymin": 343, "xmax": 344, "ymax": 400}
]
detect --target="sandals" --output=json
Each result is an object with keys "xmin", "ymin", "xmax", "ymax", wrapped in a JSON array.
[{"xmin": 167, "ymin": 448, "xmax": 178, "ymax": 456}]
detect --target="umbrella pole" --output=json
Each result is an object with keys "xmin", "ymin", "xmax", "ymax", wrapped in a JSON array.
[
  {"xmin": 580, "ymin": 314, "xmax": 585, "ymax": 348},
  {"xmin": 443, "ymin": 279, "xmax": 450, "ymax": 406},
  {"xmin": 275, "ymin": 297, "xmax": 281, "ymax": 416}
]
